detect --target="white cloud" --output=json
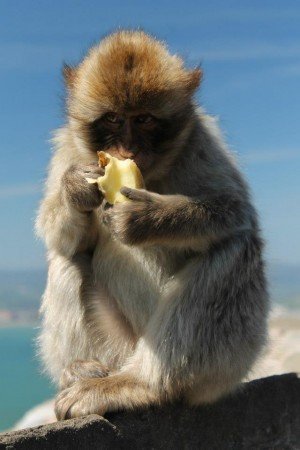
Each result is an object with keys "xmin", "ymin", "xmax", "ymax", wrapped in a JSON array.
[
  {"xmin": 198, "ymin": 9, "xmax": 300, "ymax": 22},
  {"xmin": 242, "ymin": 149, "xmax": 300, "ymax": 165},
  {"xmin": 0, "ymin": 42, "xmax": 80, "ymax": 71},
  {"xmin": 275, "ymin": 63, "xmax": 300, "ymax": 77},
  {"xmin": 0, "ymin": 183, "xmax": 41, "ymax": 199},
  {"xmin": 190, "ymin": 43, "xmax": 300, "ymax": 63}
]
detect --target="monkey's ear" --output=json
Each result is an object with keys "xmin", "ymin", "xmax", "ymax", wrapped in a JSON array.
[
  {"xmin": 185, "ymin": 68, "xmax": 203, "ymax": 93},
  {"xmin": 63, "ymin": 64, "xmax": 77, "ymax": 89}
]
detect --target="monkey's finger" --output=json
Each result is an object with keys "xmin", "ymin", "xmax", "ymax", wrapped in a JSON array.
[
  {"xmin": 82, "ymin": 166, "xmax": 104, "ymax": 176},
  {"xmin": 55, "ymin": 387, "xmax": 75, "ymax": 420},
  {"xmin": 120, "ymin": 187, "xmax": 152, "ymax": 202}
]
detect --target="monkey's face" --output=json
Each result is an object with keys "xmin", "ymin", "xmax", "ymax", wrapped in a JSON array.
[
  {"xmin": 87, "ymin": 108, "xmax": 192, "ymax": 174},
  {"xmin": 89, "ymin": 111, "xmax": 161, "ymax": 171},
  {"xmin": 66, "ymin": 31, "xmax": 201, "ymax": 179}
]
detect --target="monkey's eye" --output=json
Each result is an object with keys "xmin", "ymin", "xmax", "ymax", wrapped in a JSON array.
[
  {"xmin": 135, "ymin": 114, "xmax": 155, "ymax": 125},
  {"xmin": 103, "ymin": 112, "xmax": 123, "ymax": 124}
]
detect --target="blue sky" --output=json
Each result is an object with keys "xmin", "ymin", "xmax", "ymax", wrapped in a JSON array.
[{"xmin": 0, "ymin": 0, "xmax": 299, "ymax": 270}]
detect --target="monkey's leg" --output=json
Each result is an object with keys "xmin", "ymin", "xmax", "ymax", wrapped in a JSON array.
[
  {"xmin": 132, "ymin": 231, "xmax": 269, "ymax": 405},
  {"xmin": 39, "ymin": 252, "xmax": 113, "ymax": 382},
  {"xmin": 55, "ymin": 232, "xmax": 268, "ymax": 419},
  {"xmin": 39, "ymin": 256, "xmax": 88, "ymax": 382},
  {"xmin": 59, "ymin": 360, "xmax": 109, "ymax": 390},
  {"xmin": 40, "ymin": 249, "xmax": 137, "ymax": 385}
]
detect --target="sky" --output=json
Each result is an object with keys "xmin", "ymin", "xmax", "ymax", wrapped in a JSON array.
[{"xmin": 0, "ymin": 0, "xmax": 299, "ymax": 270}]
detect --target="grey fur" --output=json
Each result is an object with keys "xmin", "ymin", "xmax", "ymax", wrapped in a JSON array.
[{"xmin": 36, "ymin": 31, "xmax": 269, "ymax": 418}]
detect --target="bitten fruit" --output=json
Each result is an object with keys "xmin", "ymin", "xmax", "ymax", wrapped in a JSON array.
[{"xmin": 86, "ymin": 151, "xmax": 144, "ymax": 204}]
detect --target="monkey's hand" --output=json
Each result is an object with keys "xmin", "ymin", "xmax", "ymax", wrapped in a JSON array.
[
  {"xmin": 62, "ymin": 164, "xmax": 105, "ymax": 212},
  {"xmin": 102, "ymin": 187, "xmax": 163, "ymax": 245},
  {"xmin": 103, "ymin": 187, "xmax": 247, "ymax": 247}
]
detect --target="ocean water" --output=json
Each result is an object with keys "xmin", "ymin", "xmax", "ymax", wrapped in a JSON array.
[{"xmin": 0, "ymin": 327, "xmax": 55, "ymax": 432}]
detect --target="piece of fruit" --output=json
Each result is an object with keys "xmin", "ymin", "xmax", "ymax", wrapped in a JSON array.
[{"xmin": 86, "ymin": 151, "xmax": 144, "ymax": 204}]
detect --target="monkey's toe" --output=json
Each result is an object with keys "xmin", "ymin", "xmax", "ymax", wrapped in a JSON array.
[
  {"xmin": 55, "ymin": 379, "xmax": 107, "ymax": 420},
  {"xmin": 59, "ymin": 359, "xmax": 109, "ymax": 390}
]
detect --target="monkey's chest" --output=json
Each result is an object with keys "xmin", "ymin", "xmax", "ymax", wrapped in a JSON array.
[{"xmin": 92, "ymin": 238, "xmax": 185, "ymax": 294}]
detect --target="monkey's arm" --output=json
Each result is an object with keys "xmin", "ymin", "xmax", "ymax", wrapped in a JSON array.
[
  {"xmin": 36, "ymin": 164, "xmax": 103, "ymax": 258},
  {"xmin": 36, "ymin": 195, "xmax": 98, "ymax": 258},
  {"xmin": 103, "ymin": 187, "xmax": 253, "ymax": 248}
]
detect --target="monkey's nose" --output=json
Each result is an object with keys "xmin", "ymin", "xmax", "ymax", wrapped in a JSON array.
[{"xmin": 118, "ymin": 146, "xmax": 137, "ymax": 159}]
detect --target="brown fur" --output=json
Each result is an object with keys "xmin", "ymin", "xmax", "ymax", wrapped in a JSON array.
[
  {"xmin": 60, "ymin": 360, "xmax": 109, "ymax": 390},
  {"xmin": 55, "ymin": 372, "xmax": 159, "ymax": 420},
  {"xmin": 67, "ymin": 31, "xmax": 201, "ymax": 118}
]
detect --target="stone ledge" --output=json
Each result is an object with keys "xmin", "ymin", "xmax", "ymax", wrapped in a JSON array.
[{"xmin": 1, "ymin": 373, "xmax": 299, "ymax": 449}]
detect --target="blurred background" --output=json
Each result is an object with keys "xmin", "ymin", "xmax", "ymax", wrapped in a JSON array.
[{"xmin": 0, "ymin": 0, "xmax": 299, "ymax": 431}]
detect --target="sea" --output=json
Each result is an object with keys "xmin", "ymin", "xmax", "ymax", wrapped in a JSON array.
[{"xmin": 0, "ymin": 327, "xmax": 54, "ymax": 432}]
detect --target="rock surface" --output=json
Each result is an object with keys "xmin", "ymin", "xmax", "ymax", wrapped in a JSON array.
[{"xmin": 1, "ymin": 373, "xmax": 299, "ymax": 449}]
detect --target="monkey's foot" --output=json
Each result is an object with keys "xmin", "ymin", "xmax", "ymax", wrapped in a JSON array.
[
  {"xmin": 59, "ymin": 360, "xmax": 109, "ymax": 390},
  {"xmin": 55, "ymin": 373, "xmax": 158, "ymax": 420}
]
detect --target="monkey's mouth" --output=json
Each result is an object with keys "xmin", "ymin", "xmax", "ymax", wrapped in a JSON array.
[
  {"xmin": 105, "ymin": 147, "xmax": 154, "ymax": 174},
  {"xmin": 131, "ymin": 152, "xmax": 154, "ymax": 173}
]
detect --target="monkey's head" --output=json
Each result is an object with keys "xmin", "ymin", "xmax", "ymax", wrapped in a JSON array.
[{"xmin": 64, "ymin": 30, "xmax": 202, "ymax": 179}]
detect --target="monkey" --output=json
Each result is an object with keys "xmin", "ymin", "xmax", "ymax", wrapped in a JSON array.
[{"xmin": 36, "ymin": 30, "xmax": 269, "ymax": 420}]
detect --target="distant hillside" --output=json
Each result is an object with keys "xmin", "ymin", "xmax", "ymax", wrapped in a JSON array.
[
  {"xmin": 267, "ymin": 263, "xmax": 300, "ymax": 309},
  {"xmin": 0, "ymin": 270, "xmax": 46, "ymax": 311},
  {"xmin": 0, "ymin": 263, "xmax": 299, "ymax": 311}
]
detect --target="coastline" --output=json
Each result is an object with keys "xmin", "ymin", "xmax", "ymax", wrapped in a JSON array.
[
  {"xmin": 0, "ymin": 322, "xmax": 38, "ymax": 329},
  {"xmin": 249, "ymin": 305, "xmax": 300, "ymax": 380}
]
